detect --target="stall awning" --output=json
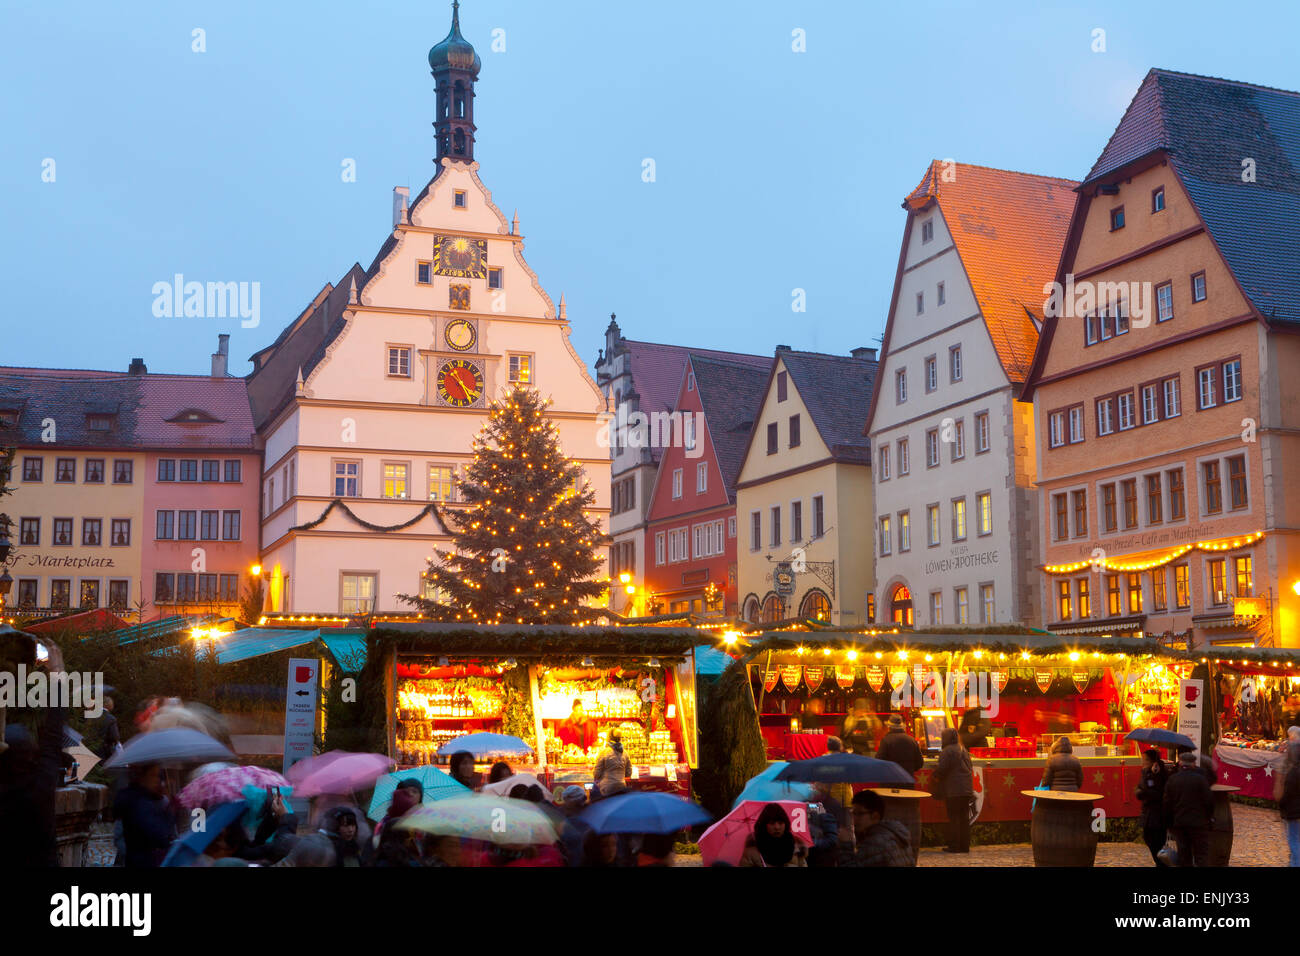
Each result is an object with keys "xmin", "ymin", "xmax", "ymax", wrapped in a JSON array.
[
  {"xmin": 1193, "ymin": 612, "xmax": 1263, "ymax": 630},
  {"xmin": 196, "ymin": 628, "xmax": 322, "ymax": 664},
  {"xmin": 1046, "ymin": 616, "xmax": 1145, "ymax": 637},
  {"xmin": 321, "ymin": 632, "xmax": 368, "ymax": 670}
]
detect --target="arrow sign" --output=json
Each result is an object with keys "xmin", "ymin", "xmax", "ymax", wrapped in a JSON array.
[{"xmin": 283, "ymin": 657, "xmax": 320, "ymax": 776}]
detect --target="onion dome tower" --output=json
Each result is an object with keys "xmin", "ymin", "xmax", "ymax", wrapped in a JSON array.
[{"xmin": 429, "ymin": 0, "xmax": 482, "ymax": 163}]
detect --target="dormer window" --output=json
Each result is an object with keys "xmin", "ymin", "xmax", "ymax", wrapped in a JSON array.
[
  {"xmin": 166, "ymin": 408, "xmax": 223, "ymax": 424},
  {"xmin": 0, "ymin": 410, "xmax": 16, "ymax": 427},
  {"xmin": 87, "ymin": 414, "xmax": 114, "ymax": 431}
]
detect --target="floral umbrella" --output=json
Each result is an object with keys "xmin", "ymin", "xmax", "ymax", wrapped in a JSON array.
[
  {"xmin": 178, "ymin": 765, "xmax": 291, "ymax": 810},
  {"xmin": 289, "ymin": 751, "xmax": 393, "ymax": 798},
  {"xmin": 395, "ymin": 795, "xmax": 557, "ymax": 845}
]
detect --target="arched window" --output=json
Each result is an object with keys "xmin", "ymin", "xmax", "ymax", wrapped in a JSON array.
[
  {"xmin": 742, "ymin": 595, "xmax": 760, "ymax": 623},
  {"xmin": 761, "ymin": 593, "xmax": 786, "ymax": 623},
  {"xmin": 890, "ymin": 584, "xmax": 914, "ymax": 627},
  {"xmin": 454, "ymin": 81, "xmax": 466, "ymax": 118},
  {"xmin": 799, "ymin": 590, "xmax": 831, "ymax": 622},
  {"xmin": 453, "ymin": 129, "xmax": 467, "ymax": 155}
]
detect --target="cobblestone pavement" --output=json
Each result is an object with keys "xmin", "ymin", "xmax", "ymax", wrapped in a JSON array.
[{"xmin": 87, "ymin": 805, "xmax": 1293, "ymax": 867}]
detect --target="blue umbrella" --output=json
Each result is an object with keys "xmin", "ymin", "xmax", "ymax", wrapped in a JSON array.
[
  {"xmin": 732, "ymin": 762, "xmax": 815, "ymax": 809},
  {"xmin": 436, "ymin": 732, "xmax": 533, "ymax": 759},
  {"xmin": 1125, "ymin": 728, "xmax": 1195, "ymax": 749},
  {"xmin": 775, "ymin": 753, "xmax": 915, "ymax": 786},
  {"xmin": 367, "ymin": 766, "xmax": 469, "ymax": 820},
  {"xmin": 161, "ymin": 800, "xmax": 248, "ymax": 867},
  {"xmin": 577, "ymin": 791, "xmax": 713, "ymax": 835}
]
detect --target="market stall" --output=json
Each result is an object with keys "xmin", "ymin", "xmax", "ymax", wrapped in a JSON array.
[
  {"xmin": 1210, "ymin": 651, "xmax": 1300, "ymax": 797},
  {"xmin": 735, "ymin": 630, "xmax": 1201, "ymax": 824},
  {"xmin": 368, "ymin": 624, "xmax": 701, "ymax": 797}
]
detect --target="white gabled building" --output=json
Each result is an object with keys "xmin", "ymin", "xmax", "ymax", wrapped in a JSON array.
[
  {"xmin": 865, "ymin": 161, "xmax": 1076, "ymax": 629},
  {"xmin": 246, "ymin": 6, "xmax": 608, "ymax": 614}
]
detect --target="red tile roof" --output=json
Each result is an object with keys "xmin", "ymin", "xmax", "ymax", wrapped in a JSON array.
[{"xmin": 905, "ymin": 161, "xmax": 1078, "ymax": 382}]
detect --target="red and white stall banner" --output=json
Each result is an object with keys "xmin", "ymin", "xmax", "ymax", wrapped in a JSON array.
[
  {"xmin": 762, "ymin": 670, "xmax": 779, "ymax": 693},
  {"xmin": 803, "ymin": 665, "xmax": 824, "ymax": 693},
  {"xmin": 1072, "ymin": 671, "xmax": 1091, "ymax": 692},
  {"xmin": 992, "ymin": 670, "xmax": 1009, "ymax": 693},
  {"xmin": 1213, "ymin": 745, "xmax": 1284, "ymax": 800},
  {"xmin": 779, "ymin": 664, "xmax": 803, "ymax": 693},
  {"xmin": 889, "ymin": 669, "xmax": 909, "ymax": 694},
  {"xmin": 864, "ymin": 666, "xmax": 886, "ymax": 692},
  {"xmin": 1035, "ymin": 669, "xmax": 1054, "ymax": 693},
  {"xmin": 836, "ymin": 665, "xmax": 855, "ymax": 688}
]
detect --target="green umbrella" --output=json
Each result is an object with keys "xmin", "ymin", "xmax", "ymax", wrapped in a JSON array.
[
  {"xmin": 368, "ymin": 766, "xmax": 468, "ymax": 819},
  {"xmin": 395, "ymin": 795, "xmax": 558, "ymax": 845}
]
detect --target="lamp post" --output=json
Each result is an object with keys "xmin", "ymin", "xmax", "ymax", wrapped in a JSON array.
[
  {"xmin": 0, "ymin": 514, "xmax": 13, "ymax": 619},
  {"xmin": 619, "ymin": 571, "xmax": 637, "ymax": 617}
]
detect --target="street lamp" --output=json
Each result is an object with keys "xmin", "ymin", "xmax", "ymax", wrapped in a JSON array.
[{"xmin": 0, "ymin": 513, "xmax": 12, "ymax": 564}]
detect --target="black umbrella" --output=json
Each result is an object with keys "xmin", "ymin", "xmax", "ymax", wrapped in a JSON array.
[
  {"xmin": 103, "ymin": 728, "xmax": 236, "ymax": 769},
  {"xmin": 1125, "ymin": 728, "xmax": 1195, "ymax": 749},
  {"xmin": 774, "ymin": 753, "xmax": 915, "ymax": 786}
]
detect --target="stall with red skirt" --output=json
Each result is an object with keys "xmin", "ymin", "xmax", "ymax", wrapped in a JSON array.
[
  {"xmin": 367, "ymin": 623, "xmax": 701, "ymax": 796},
  {"xmin": 730, "ymin": 628, "xmax": 1205, "ymax": 824}
]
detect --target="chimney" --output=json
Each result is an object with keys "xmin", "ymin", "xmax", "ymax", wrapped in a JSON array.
[
  {"xmin": 393, "ymin": 186, "xmax": 409, "ymax": 227},
  {"xmin": 210, "ymin": 334, "xmax": 230, "ymax": 378},
  {"xmin": 128, "ymin": 358, "xmax": 147, "ymax": 375},
  {"xmin": 851, "ymin": 346, "xmax": 877, "ymax": 362},
  {"xmin": 775, "ymin": 344, "xmax": 792, "ymax": 352}
]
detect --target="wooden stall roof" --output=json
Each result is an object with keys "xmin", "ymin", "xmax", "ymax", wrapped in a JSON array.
[{"xmin": 366, "ymin": 623, "xmax": 704, "ymax": 663}]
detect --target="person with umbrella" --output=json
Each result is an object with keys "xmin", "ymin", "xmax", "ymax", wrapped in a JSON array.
[
  {"xmin": 371, "ymin": 778, "xmax": 427, "ymax": 866},
  {"xmin": 930, "ymin": 728, "xmax": 973, "ymax": 853},
  {"xmin": 837, "ymin": 790, "xmax": 912, "ymax": 867},
  {"xmin": 1163, "ymin": 751, "xmax": 1214, "ymax": 866},
  {"xmin": 1136, "ymin": 748, "xmax": 1169, "ymax": 866},
  {"xmin": 556, "ymin": 785, "xmax": 591, "ymax": 866},
  {"xmin": 739, "ymin": 803, "xmax": 805, "ymax": 867},
  {"xmin": 114, "ymin": 762, "xmax": 176, "ymax": 868},
  {"xmin": 320, "ymin": 806, "xmax": 366, "ymax": 867},
  {"xmin": 240, "ymin": 788, "xmax": 299, "ymax": 864},
  {"xmin": 448, "ymin": 750, "xmax": 480, "ymax": 791}
]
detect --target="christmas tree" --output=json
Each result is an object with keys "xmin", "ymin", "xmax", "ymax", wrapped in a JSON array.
[{"xmin": 405, "ymin": 387, "xmax": 608, "ymax": 624}]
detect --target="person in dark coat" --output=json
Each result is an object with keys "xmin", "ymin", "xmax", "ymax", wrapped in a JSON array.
[
  {"xmin": 1136, "ymin": 748, "xmax": 1169, "ymax": 865},
  {"xmin": 113, "ymin": 762, "xmax": 175, "ymax": 868},
  {"xmin": 320, "ymin": 806, "xmax": 365, "ymax": 867},
  {"xmin": 369, "ymin": 778, "xmax": 425, "ymax": 867},
  {"xmin": 1041, "ymin": 736, "xmax": 1083, "ymax": 791},
  {"xmin": 1163, "ymin": 752, "xmax": 1214, "ymax": 866},
  {"xmin": 239, "ymin": 788, "xmax": 299, "ymax": 863},
  {"xmin": 930, "ymin": 728, "xmax": 974, "ymax": 853},
  {"xmin": 92, "ymin": 695, "xmax": 121, "ymax": 761},
  {"xmin": 876, "ymin": 715, "xmax": 924, "ymax": 775},
  {"xmin": 1278, "ymin": 727, "xmax": 1300, "ymax": 867},
  {"xmin": 0, "ymin": 707, "xmax": 66, "ymax": 867},
  {"xmin": 838, "ymin": 790, "xmax": 913, "ymax": 867},
  {"xmin": 448, "ymin": 751, "xmax": 480, "ymax": 791}
]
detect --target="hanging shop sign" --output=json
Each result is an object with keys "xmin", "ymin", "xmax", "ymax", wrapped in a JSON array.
[
  {"xmin": 763, "ymin": 670, "xmax": 779, "ymax": 693},
  {"xmin": 992, "ymin": 670, "xmax": 1009, "ymax": 693},
  {"xmin": 780, "ymin": 664, "xmax": 803, "ymax": 692},
  {"xmin": 1073, "ymin": 671, "xmax": 1091, "ymax": 693},
  {"xmin": 836, "ymin": 665, "xmax": 856, "ymax": 688},
  {"xmin": 864, "ymin": 666, "xmax": 886, "ymax": 692},
  {"xmin": 1035, "ymin": 669, "xmax": 1055, "ymax": 693},
  {"xmin": 803, "ymin": 665, "xmax": 824, "ymax": 693}
]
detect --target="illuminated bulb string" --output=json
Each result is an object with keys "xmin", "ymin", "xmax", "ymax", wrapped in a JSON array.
[{"xmin": 1043, "ymin": 531, "xmax": 1266, "ymax": 575}]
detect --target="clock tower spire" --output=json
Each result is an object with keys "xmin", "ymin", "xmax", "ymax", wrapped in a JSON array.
[{"xmin": 429, "ymin": 0, "xmax": 482, "ymax": 163}]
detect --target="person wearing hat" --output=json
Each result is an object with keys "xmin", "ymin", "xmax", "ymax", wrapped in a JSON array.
[
  {"xmin": 593, "ymin": 730, "xmax": 632, "ymax": 799},
  {"xmin": 875, "ymin": 715, "xmax": 924, "ymax": 775},
  {"xmin": 1162, "ymin": 751, "xmax": 1214, "ymax": 866},
  {"xmin": 557, "ymin": 785, "xmax": 592, "ymax": 866}
]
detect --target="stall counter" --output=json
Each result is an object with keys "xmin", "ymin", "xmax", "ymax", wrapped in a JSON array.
[{"xmin": 909, "ymin": 755, "xmax": 1143, "ymax": 825}]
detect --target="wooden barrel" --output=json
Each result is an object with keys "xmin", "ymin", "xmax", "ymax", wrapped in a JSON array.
[
  {"xmin": 1208, "ymin": 789, "xmax": 1234, "ymax": 866},
  {"xmin": 876, "ymin": 793, "xmax": 921, "ymax": 865},
  {"xmin": 1030, "ymin": 798, "xmax": 1098, "ymax": 867}
]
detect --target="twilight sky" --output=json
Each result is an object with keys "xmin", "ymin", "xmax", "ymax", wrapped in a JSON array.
[{"xmin": 2, "ymin": 0, "xmax": 1295, "ymax": 377}]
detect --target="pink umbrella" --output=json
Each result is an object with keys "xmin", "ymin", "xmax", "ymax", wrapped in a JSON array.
[
  {"xmin": 698, "ymin": 800, "xmax": 814, "ymax": 867},
  {"xmin": 178, "ymin": 765, "xmax": 290, "ymax": 810},
  {"xmin": 289, "ymin": 751, "xmax": 393, "ymax": 798}
]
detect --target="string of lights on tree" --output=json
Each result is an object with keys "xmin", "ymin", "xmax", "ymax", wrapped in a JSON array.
[{"xmin": 402, "ymin": 387, "xmax": 607, "ymax": 625}]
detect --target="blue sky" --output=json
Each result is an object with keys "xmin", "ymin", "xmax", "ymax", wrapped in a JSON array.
[{"xmin": 2, "ymin": 0, "xmax": 1296, "ymax": 377}]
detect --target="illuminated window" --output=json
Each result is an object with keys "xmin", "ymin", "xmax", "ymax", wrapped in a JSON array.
[
  {"xmin": 1152, "ymin": 570, "xmax": 1168, "ymax": 611},
  {"xmin": 1076, "ymin": 577, "xmax": 1091, "ymax": 618},
  {"xmin": 1234, "ymin": 556, "xmax": 1253, "ymax": 597},
  {"xmin": 1174, "ymin": 564, "xmax": 1191, "ymax": 609},
  {"xmin": 1208, "ymin": 558, "xmax": 1227, "ymax": 606},
  {"xmin": 1127, "ymin": 573, "xmax": 1144, "ymax": 613},
  {"xmin": 929, "ymin": 591, "xmax": 943, "ymax": 626},
  {"xmin": 953, "ymin": 587, "xmax": 969, "ymax": 625},
  {"xmin": 979, "ymin": 584, "xmax": 995, "ymax": 624},
  {"xmin": 428, "ymin": 465, "xmax": 455, "ymax": 502},
  {"xmin": 508, "ymin": 354, "xmax": 532, "ymax": 384},
  {"xmin": 1106, "ymin": 574, "xmax": 1121, "ymax": 616},
  {"xmin": 927, "ymin": 504, "xmax": 940, "ymax": 547},
  {"xmin": 382, "ymin": 463, "xmax": 408, "ymax": 500},
  {"xmin": 1057, "ymin": 580, "xmax": 1072, "ymax": 621},
  {"xmin": 340, "ymin": 573, "xmax": 377, "ymax": 615},
  {"xmin": 890, "ymin": 585, "xmax": 913, "ymax": 626},
  {"xmin": 976, "ymin": 492, "xmax": 992, "ymax": 536}
]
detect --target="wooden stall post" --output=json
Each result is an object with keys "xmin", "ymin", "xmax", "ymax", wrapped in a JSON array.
[{"xmin": 528, "ymin": 665, "xmax": 546, "ymax": 769}]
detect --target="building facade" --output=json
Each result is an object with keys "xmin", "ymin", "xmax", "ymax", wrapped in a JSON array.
[
  {"xmin": 593, "ymin": 318, "xmax": 766, "ymax": 615},
  {"xmin": 0, "ymin": 340, "xmax": 260, "ymax": 621},
  {"xmin": 867, "ymin": 161, "xmax": 1076, "ymax": 629},
  {"xmin": 247, "ymin": 8, "xmax": 608, "ymax": 615},
  {"xmin": 642, "ymin": 354, "xmax": 769, "ymax": 617},
  {"xmin": 736, "ymin": 347, "xmax": 878, "ymax": 625},
  {"xmin": 1023, "ymin": 69, "xmax": 1300, "ymax": 649}
]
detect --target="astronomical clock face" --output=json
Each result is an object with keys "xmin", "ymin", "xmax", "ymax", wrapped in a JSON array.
[
  {"xmin": 444, "ymin": 318, "xmax": 477, "ymax": 351},
  {"xmin": 437, "ymin": 358, "xmax": 484, "ymax": 407},
  {"xmin": 432, "ymin": 235, "xmax": 488, "ymax": 278}
]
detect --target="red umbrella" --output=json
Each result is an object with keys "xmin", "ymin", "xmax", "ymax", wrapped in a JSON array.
[
  {"xmin": 698, "ymin": 800, "xmax": 814, "ymax": 866},
  {"xmin": 178, "ymin": 765, "xmax": 290, "ymax": 810},
  {"xmin": 289, "ymin": 751, "xmax": 393, "ymax": 797}
]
